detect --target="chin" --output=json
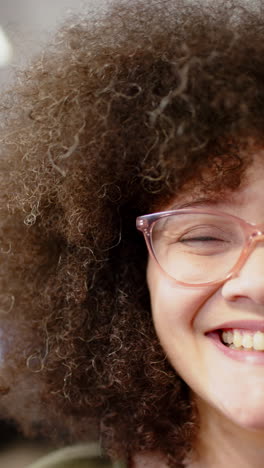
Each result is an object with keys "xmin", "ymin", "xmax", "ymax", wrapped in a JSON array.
[
  {"xmin": 239, "ymin": 419, "xmax": 264, "ymax": 432},
  {"xmin": 227, "ymin": 408, "xmax": 264, "ymax": 433}
]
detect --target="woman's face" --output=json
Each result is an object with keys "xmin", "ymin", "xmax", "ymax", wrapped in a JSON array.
[{"xmin": 147, "ymin": 154, "xmax": 264, "ymax": 433}]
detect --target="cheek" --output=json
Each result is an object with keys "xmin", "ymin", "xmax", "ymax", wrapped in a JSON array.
[
  {"xmin": 147, "ymin": 257, "xmax": 210, "ymax": 332},
  {"xmin": 150, "ymin": 276, "xmax": 191, "ymax": 332},
  {"xmin": 146, "ymin": 257, "xmax": 216, "ymax": 376}
]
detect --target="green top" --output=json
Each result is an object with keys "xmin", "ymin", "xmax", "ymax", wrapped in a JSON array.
[{"xmin": 27, "ymin": 444, "xmax": 127, "ymax": 468}]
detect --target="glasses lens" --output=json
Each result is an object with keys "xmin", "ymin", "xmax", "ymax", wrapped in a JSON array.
[{"xmin": 151, "ymin": 212, "xmax": 245, "ymax": 284}]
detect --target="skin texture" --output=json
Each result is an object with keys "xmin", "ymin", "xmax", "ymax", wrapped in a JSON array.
[
  {"xmin": 1, "ymin": 1, "xmax": 264, "ymax": 467},
  {"xmin": 147, "ymin": 154, "xmax": 264, "ymax": 467}
]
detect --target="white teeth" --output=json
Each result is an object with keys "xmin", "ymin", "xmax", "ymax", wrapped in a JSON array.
[
  {"xmin": 229, "ymin": 344, "xmax": 240, "ymax": 350},
  {"xmin": 233, "ymin": 330, "xmax": 243, "ymax": 348},
  {"xmin": 222, "ymin": 331, "xmax": 227, "ymax": 342},
  {"xmin": 221, "ymin": 329, "xmax": 264, "ymax": 351},
  {"xmin": 222, "ymin": 331, "xmax": 233, "ymax": 344},
  {"xmin": 253, "ymin": 331, "xmax": 264, "ymax": 350},
  {"xmin": 242, "ymin": 334, "xmax": 253, "ymax": 349},
  {"xmin": 226, "ymin": 331, "xmax": 233, "ymax": 344}
]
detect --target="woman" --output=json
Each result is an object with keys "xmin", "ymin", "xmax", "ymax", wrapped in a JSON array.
[{"xmin": 1, "ymin": 0, "xmax": 264, "ymax": 467}]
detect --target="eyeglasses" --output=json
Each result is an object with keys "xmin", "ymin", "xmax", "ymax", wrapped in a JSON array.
[{"xmin": 136, "ymin": 208, "xmax": 264, "ymax": 287}]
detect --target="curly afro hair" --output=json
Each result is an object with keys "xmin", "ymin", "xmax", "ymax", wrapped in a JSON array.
[{"xmin": 1, "ymin": 0, "xmax": 264, "ymax": 466}]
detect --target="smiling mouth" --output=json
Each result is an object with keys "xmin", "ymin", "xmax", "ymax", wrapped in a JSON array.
[
  {"xmin": 205, "ymin": 329, "xmax": 264, "ymax": 364},
  {"xmin": 214, "ymin": 329, "xmax": 264, "ymax": 352}
]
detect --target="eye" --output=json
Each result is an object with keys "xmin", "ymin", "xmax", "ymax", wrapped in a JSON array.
[
  {"xmin": 175, "ymin": 232, "xmax": 230, "ymax": 256},
  {"xmin": 180, "ymin": 235, "xmax": 223, "ymax": 243}
]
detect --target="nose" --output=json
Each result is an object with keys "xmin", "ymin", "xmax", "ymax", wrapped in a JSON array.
[{"xmin": 221, "ymin": 242, "xmax": 264, "ymax": 305}]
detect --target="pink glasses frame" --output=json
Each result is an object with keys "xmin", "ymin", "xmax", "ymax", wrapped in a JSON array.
[{"xmin": 136, "ymin": 207, "xmax": 264, "ymax": 287}]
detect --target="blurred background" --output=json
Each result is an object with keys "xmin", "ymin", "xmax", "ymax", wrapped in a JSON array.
[{"xmin": 0, "ymin": 0, "xmax": 107, "ymax": 86}]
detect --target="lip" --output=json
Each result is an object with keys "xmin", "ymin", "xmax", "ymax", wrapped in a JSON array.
[
  {"xmin": 206, "ymin": 320, "xmax": 264, "ymax": 333},
  {"xmin": 207, "ymin": 330, "xmax": 264, "ymax": 365}
]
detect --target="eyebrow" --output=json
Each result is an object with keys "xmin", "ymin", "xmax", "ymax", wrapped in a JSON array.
[{"xmin": 169, "ymin": 197, "xmax": 228, "ymax": 210}]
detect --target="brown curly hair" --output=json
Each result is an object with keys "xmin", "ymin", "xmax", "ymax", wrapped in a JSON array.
[{"xmin": 1, "ymin": 0, "xmax": 264, "ymax": 466}]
